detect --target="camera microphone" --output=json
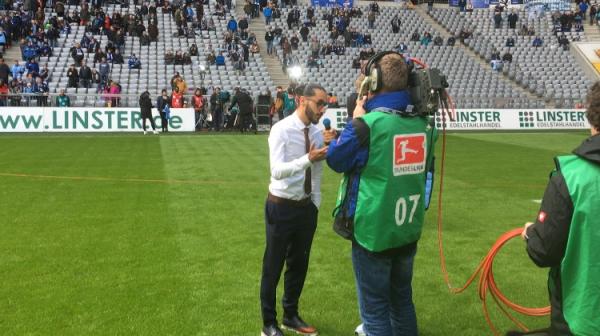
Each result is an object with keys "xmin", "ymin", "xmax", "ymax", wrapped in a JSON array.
[{"xmin": 323, "ymin": 118, "xmax": 331, "ymax": 131}]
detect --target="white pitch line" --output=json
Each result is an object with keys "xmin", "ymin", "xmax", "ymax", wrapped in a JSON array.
[{"xmin": 532, "ymin": 199, "xmax": 542, "ymax": 204}]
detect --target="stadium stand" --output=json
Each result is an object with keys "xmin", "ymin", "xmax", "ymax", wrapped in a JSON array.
[
  {"xmin": 0, "ymin": 0, "xmax": 597, "ymax": 110},
  {"xmin": 265, "ymin": 4, "xmax": 548, "ymax": 108},
  {"xmin": 14, "ymin": 1, "xmax": 274, "ymax": 107},
  {"xmin": 428, "ymin": 6, "xmax": 594, "ymax": 108}
]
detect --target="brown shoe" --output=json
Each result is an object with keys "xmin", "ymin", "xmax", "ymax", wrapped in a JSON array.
[{"xmin": 281, "ymin": 315, "xmax": 318, "ymax": 336}]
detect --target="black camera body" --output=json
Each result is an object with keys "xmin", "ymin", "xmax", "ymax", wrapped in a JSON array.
[{"xmin": 407, "ymin": 67, "xmax": 449, "ymax": 117}]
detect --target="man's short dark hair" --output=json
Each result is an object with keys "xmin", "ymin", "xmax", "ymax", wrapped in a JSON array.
[
  {"xmin": 586, "ymin": 82, "xmax": 600, "ymax": 130},
  {"xmin": 295, "ymin": 84, "xmax": 305, "ymax": 96},
  {"xmin": 302, "ymin": 83, "xmax": 326, "ymax": 97}
]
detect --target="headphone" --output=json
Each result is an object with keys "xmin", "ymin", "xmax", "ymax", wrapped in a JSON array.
[{"xmin": 361, "ymin": 50, "xmax": 404, "ymax": 94}]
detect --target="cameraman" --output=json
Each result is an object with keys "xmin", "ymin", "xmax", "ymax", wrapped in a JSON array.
[
  {"xmin": 510, "ymin": 84, "xmax": 600, "ymax": 336},
  {"xmin": 325, "ymin": 52, "xmax": 435, "ymax": 336}
]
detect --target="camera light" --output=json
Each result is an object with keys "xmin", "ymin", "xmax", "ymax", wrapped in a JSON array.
[{"xmin": 288, "ymin": 65, "xmax": 303, "ymax": 80}]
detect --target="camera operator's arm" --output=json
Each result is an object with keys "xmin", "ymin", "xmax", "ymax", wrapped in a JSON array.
[
  {"xmin": 326, "ymin": 118, "xmax": 369, "ymax": 173},
  {"xmin": 524, "ymin": 172, "xmax": 573, "ymax": 267}
]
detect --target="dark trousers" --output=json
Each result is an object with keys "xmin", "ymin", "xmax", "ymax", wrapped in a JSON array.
[
  {"xmin": 239, "ymin": 113, "xmax": 256, "ymax": 132},
  {"xmin": 212, "ymin": 108, "xmax": 223, "ymax": 131},
  {"xmin": 159, "ymin": 112, "xmax": 168, "ymax": 132},
  {"xmin": 260, "ymin": 198, "xmax": 318, "ymax": 326},
  {"xmin": 142, "ymin": 115, "xmax": 156, "ymax": 130}
]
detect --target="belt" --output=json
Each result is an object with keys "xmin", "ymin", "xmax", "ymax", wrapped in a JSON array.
[{"xmin": 267, "ymin": 193, "xmax": 312, "ymax": 207}]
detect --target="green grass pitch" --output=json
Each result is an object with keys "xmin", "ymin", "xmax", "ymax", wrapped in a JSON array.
[{"xmin": 0, "ymin": 132, "xmax": 589, "ymax": 335}]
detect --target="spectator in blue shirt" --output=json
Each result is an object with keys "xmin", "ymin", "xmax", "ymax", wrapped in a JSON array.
[
  {"xmin": 80, "ymin": 34, "xmax": 91, "ymax": 49},
  {"xmin": 532, "ymin": 36, "xmax": 543, "ymax": 47},
  {"xmin": 128, "ymin": 53, "xmax": 141, "ymax": 69},
  {"xmin": 98, "ymin": 58, "xmax": 111, "ymax": 85},
  {"xmin": 22, "ymin": 82, "xmax": 34, "ymax": 105},
  {"xmin": 337, "ymin": 16, "xmax": 346, "ymax": 33},
  {"xmin": 216, "ymin": 53, "xmax": 226, "ymax": 69},
  {"xmin": 39, "ymin": 42, "xmax": 53, "ymax": 57},
  {"xmin": 0, "ymin": 27, "xmax": 7, "ymax": 53},
  {"xmin": 22, "ymin": 42, "xmax": 38, "ymax": 61},
  {"xmin": 11, "ymin": 61, "xmax": 24, "ymax": 80},
  {"xmin": 185, "ymin": 5, "xmax": 194, "ymax": 22},
  {"xmin": 26, "ymin": 59, "xmax": 39, "ymax": 75},
  {"xmin": 227, "ymin": 17, "xmax": 237, "ymax": 33},
  {"xmin": 263, "ymin": 5, "xmax": 272, "ymax": 25},
  {"xmin": 579, "ymin": 1, "xmax": 589, "ymax": 19}
]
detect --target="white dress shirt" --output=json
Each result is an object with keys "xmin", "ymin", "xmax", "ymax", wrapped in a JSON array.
[{"xmin": 268, "ymin": 112, "xmax": 324, "ymax": 208}]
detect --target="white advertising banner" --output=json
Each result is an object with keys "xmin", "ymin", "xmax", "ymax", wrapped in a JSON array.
[
  {"xmin": 435, "ymin": 109, "xmax": 590, "ymax": 130},
  {"xmin": 320, "ymin": 108, "xmax": 590, "ymax": 131},
  {"xmin": 0, "ymin": 107, "xmax": 195, "ymax": 132},
  {"xmin": 1, "ymin": 108, "xmax": 590, "ymax": 132},
  {"xmin": 320, "ymin": 108, "xmax": 349, "ymax": 130}
]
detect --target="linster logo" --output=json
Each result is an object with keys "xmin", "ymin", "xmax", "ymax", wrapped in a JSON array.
[{"xmin": 393, "ymin": 133, "xmax": 426, "ymax": 176}]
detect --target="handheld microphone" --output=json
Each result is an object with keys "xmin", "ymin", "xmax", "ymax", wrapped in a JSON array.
[{"xmin": 323, "ymin": 118, "xmax": 331, "ymax": 130}]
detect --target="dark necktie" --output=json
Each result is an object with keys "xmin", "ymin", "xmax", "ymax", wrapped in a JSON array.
[{"xmin": 304, "ymin": 127, "xmax": 312, "ymax": 195}]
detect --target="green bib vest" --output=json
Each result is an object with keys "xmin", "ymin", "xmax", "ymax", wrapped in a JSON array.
[
  {"xmin": 555, "ymin": 155, "xmax": 600, "ymax": 335},
  {"xmin": 335, "ymin": 111, "xmax": 434, "ymax": 252}
]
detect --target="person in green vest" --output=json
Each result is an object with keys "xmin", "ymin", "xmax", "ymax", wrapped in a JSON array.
[
  {"xmin": 282, "ymin": 86, "xmax": 297, "ymax": 119},
  {"xmin": 509, "ymin": 84, "xmax": 600, "ymax": 336},
  {"xmin": 55, "ymin": 89, "xmax": 70, "ymax": 107},
  {"xmin": 325, "ymin": 51, "xmax": 435, "ymax": 336}
]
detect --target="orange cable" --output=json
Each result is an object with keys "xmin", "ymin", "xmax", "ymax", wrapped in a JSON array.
[
  {"xmin": 435, "ymin": 93, "xmax": 550, "ymax": 335},
  {"xmin": 400, "ymin": 57, "xmax": 549, "ymax": 334}
]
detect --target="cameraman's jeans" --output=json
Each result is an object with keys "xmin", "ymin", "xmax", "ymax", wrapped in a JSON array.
[{"xmin": 352, "ymin": 242, "xmax": 418, "ymax": 336}]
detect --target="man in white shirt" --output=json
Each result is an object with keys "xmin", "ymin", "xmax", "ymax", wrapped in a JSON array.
[{"xmin": 260, "ymin": 84, "xmax": 329, "ymax": 336}]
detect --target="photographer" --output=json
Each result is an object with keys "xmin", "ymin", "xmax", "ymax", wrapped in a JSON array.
[
  {"xmin": 509, "ymin": 83, "xmax": 600, "ymax": 336},
  {"xmin": 325, "ymin": 52, "xmax": 435, "ymax": 336}
]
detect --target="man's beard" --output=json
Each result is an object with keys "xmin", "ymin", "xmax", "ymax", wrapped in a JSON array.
[{"xmin": 305, "ymin": 105, "xmax": 319, "ymax": 124}]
